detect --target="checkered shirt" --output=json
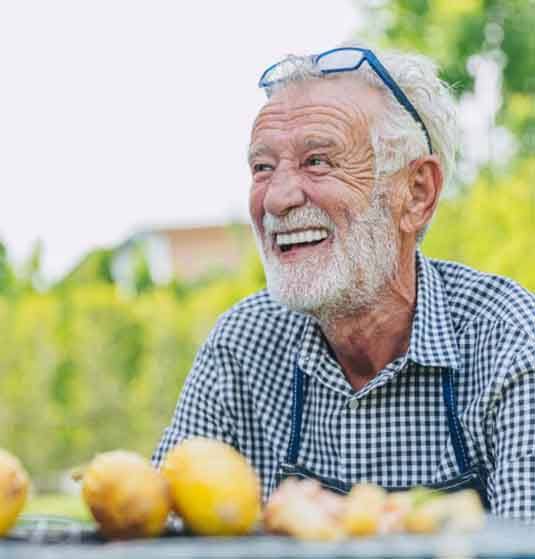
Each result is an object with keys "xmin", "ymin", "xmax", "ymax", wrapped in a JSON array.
[{"xmin": 153, "ymin": 251, "xmax": 535, "ymax": 521}]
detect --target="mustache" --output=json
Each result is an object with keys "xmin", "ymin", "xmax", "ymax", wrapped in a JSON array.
[{"xmin": 263, "ymin": 205, "xmax": 334, "ymax": 235}]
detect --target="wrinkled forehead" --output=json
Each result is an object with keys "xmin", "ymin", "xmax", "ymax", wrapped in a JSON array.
[{"xmin": 252, "ymin": 76, "xmax": 384, "ymax": 140}]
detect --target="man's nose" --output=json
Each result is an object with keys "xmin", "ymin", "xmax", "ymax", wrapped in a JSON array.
[{"xmin": 263, "ymin": 168, "xmax": 307, "ymax": 217}]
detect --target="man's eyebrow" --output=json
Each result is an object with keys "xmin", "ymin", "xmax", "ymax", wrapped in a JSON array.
[
  {"xmin": 247, "ymin": 143, "xmax": 272, "ymax": 165},
  {"xmin": 303, "ymin": 137, "xmax": 337, "ymax": 151}
]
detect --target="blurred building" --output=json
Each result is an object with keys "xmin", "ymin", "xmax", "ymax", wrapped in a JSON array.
[{"xmin": 112, "ymin": 223, "xmax": 254, "ymax": 286}]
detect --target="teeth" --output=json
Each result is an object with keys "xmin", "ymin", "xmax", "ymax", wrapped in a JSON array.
[{"xmin": 275, "ymin": 229, "xmax": 329, "ymax": 247}]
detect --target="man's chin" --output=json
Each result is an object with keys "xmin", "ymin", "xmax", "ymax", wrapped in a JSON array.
[
  {"xmin": 263, "ymin": 255, "xmax": 355, "ymax": 316},
  {"xmin": 265, "ymin": 266, "xmax": 382, "ymax": 321},
  {"xmin": 266, "ymin": 275, "xmax": 336, "ymax": 315},
  {"xmin": 267, "ymin": 289, "xmax": 320, "ymax": 315}
]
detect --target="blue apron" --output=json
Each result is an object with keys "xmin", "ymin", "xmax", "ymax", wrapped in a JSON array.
[{"xmin": 276, "ymin": 360, "xmax": 490, "ymax": 509}]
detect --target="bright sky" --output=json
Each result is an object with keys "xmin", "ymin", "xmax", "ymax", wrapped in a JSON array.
[{"xmin": 0, "ymin": 0, "xmax": 359, "ymax": 278}]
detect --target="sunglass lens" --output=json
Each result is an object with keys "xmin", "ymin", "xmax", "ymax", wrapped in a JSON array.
[
  {"xmin": 316, "ymin": 49, "xmax": 364, "ymax": 72},
  {"xmin": 267, "ymin": 60, "xmax": 295, "ymax": 83}
]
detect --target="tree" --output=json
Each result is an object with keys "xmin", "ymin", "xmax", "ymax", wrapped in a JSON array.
[
  {"xmin": 0, "ymin": 242, "xmax": 17, "ymax": 295},
  {"xmin": 356, "ymin": 0, "xmax": 535, "ymax": 158}
]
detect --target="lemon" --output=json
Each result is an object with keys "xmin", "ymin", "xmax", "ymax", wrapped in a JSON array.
[
  {"xmin": 82, "ymin": 450, "xmax": 171, "ymax": 539},
  {"xmin": 162, "ymin": 438, "xmax": 260, "ymax": 536},
  {"xmin": 0, "ymin": 449, "xmax": 29, "ymax": 536}
]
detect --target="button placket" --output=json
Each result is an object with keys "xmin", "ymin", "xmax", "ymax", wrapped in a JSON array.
[
  {"xmin": 341, "ymin": 392, "xmax": 364, "ymax": 482},
  {"xmin": 339, "ymin": 396, "xmax": 351, "ymax": 481}
]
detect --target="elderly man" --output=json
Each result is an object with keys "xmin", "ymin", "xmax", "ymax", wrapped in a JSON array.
[{"xmin": 153, "ymin": 44, "xmax": 535, "ymax": 520}]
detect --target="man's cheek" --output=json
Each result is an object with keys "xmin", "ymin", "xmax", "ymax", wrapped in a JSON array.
[
  {"xmin": 249, "ymin": 189, "xmax": 266, "ymax": 236},
  {"xmin": 329, "ymin": 170, "xmax": 375, "ymax": 208}
]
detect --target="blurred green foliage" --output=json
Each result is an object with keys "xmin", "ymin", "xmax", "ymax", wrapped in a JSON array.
[
  {"xmin": 23, "ymin": 494, "xmax": 91, "ymax": 523},
  {"xmin": 423, "ymin": 158, "xmax": 535, "ymax": 291},
  {"xmin": 57, "ymin": 249, "xmax": 115, "ymax": 289},
  {"xmin": 0, "ymin": 248, "xmax": 264, "ymax": 486}
]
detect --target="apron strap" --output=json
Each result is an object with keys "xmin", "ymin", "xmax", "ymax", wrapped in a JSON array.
[
  {"xmin": 441, "ymin": 368, "xmax": 470, "ymax": 474},
  {"xmin": 286, "ymin": 364, "xmax": 309, "ymax": 465}
]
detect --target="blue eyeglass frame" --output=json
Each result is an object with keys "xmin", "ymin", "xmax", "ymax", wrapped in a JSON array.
[{"xmin": 258, "ymin": 47, "xmax": 433, "ymax": 154}]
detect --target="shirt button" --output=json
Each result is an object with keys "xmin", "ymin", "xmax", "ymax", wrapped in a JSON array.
[{"xmin": 348, "ymin": 399, "xmax": 359, "ymax": 410}]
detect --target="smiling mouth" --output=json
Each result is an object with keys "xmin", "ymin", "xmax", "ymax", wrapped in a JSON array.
[
  {"xmin": 274, "ymin": 228, "xmax": 330, "ymax": 253},
  {"xmin": 279, "ymin": 239, "xmax": 327, "ymax": 253}
]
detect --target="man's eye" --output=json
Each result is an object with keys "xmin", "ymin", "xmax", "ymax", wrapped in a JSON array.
[
  {"xmin": 305, "ymin": 155, "xmax": 332, "ymax": 167},
  {"xmin": 253, "ymin": 163, "xmax": 274, "ymax": 174}
]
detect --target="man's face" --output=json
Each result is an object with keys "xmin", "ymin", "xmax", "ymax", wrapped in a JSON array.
[{"xmin": 248, "ymin": 77, "xmax": 399, "ymax": 318}]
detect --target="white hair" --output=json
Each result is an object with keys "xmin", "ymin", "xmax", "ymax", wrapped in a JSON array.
[{"xmin": 264, "ymin": 42, "xmax": 459, "ymax": 241}]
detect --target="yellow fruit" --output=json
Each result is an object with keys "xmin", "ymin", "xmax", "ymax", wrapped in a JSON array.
[
  {"xmin": 82, "ymin": 450, "xmax": 171, "ymax": 539},
  {"xmin": 163, "ymin": 438, "xmax": 260, "ymax": 536},
  {"xmin": 343, "ymin": 483, "xmax": 386, "ymax": 537},
  {"xmin": 0, "ymin": 449, "xmax": 29, "ymax": 536}
]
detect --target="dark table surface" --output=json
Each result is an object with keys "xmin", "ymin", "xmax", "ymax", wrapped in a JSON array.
[{"xmin": 3, "ymin": 515, "xmax": 535, "ymax": 559}]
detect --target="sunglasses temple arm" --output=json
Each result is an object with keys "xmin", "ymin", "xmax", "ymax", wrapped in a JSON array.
[{"xmin": 366, "ymin": 54, "xmax": 433, "ymax": 154}]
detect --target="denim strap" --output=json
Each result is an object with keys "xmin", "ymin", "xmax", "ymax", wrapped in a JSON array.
[
  {"xmin": 441, "ymin": 368, "xmax": 470, "ymax": 473},
  {"xmin": 286, "ymin": 364, "xmax": 309, "ymax": 465}
]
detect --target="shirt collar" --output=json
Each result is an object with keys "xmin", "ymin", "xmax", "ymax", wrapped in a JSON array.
[
  {"xmin": 297, "ymin": 250, "xmax": 460, "ymax": 379},
  {"xmin": 298, "ymin": 316, "xmax": 352, "ymax": 395},
  {"xmin": 406, "ymin": 250, "xmax": 460, "ymax": 370}
]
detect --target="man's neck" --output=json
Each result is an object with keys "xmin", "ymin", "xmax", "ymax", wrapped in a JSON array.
[{"xmin": 318, "ymin": 253, "xmax": 417, "ymax": 392}]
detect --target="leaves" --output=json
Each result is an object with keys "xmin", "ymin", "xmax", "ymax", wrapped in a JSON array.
[
  {"xmin": 423, "ymin": 158, "xmax": 535, "ymax": 291},
  {"xmin": 0, "ymin": 242, "xmax": 266, "ymax": 486}
]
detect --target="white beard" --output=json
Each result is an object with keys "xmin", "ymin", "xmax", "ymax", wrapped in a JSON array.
[{"xmin": 253, "ymin": 189, "xmax": 399, "ymax": 322}]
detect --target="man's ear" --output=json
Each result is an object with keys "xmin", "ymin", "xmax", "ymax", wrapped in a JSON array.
[{"xmin": 400, "ymin": 156, "xmax": 443, "ymax": 237}]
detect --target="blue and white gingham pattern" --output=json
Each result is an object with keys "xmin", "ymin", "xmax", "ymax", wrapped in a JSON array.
[{"xmin": 153, "ymin": 251, "xmax": 535, "ymax": 521}]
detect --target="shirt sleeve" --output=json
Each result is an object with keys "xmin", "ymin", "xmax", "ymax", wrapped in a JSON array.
[
  {"xmin": 151, "ymin": 340, "xmax": 236, "ymax": 468},
  {"xmin": 487, "ymin": 345, "xmax": 535, "ymax": 520}
]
